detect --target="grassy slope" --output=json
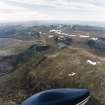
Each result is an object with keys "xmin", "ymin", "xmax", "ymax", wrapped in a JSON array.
[
  {"xmin": 0, "ymin": 53, "xmax": 45, "ymax": 105},
  {"xmin": 28, "ymin": 47, "xmax": 105, "ymax": 105},
  {"xmin": 0, "ymin": 47, "xmax": 105, "ymax": 105}
]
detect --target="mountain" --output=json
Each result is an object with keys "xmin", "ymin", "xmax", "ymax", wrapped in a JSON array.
[
  {"xmin": 0, "ymin": 24, "xmax": 105, "ymax": 105},
  {"xmin": 0, "ymin": 46, "xmax": 105, "ymax": 105},
  {"xmin": 72, "ymin": 25, "xmax": 105, "ymax": 32}
]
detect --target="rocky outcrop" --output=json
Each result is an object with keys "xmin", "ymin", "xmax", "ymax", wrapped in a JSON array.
[
  {"xmin": 87, "ymin": 37, "xmax": 105, "ymax": 52},
  {"xmin": 0, "ymin": 44, "xmax": 49, "ymax": 75}
]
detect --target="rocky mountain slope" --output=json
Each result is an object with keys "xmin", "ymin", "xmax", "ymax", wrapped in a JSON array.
[{"xmin": 0, "ymin": 43, "xmax": 49, "ymax": 75}]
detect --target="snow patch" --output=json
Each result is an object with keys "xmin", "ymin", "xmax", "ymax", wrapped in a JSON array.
[
  {"xmin": 59, "ymin": 35, "xmax": 64, "ymax": 38},
  {"xmin": 68, "ymin": 35, "xmax": 76, "ymax": 37},
  {"xmin": 80, "ymin": 35, "xmax": 90, "ymax": 38},
  {"xmin": 48, "ymin": 35, "xmax": 54, "ymax": 38},
  {"xmin": 49, "ymin": 29, "xmax": 62, "ymax": 34},
  {"xmin": 91, "ymin": 37, "xmax": 98, "ymax": 41},
  {"xmin": 39, "ymin": 32, "xmax": 42, "ymax": 34},
  {"xmin": 68, "ymin": 72, "xmax": 76, "ymax": 77},
  {"xmin": 86, "ymin": 60, "xmax": 97, "ymax": 66}
]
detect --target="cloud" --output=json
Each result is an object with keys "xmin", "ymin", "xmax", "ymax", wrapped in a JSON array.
[
  {"xmin": 0, "ymin": 0, "xmax": 105, "ymax": 22},
  {"xmin": 0, "ymin": 0, "xmax": 48, "ymax": 22}
]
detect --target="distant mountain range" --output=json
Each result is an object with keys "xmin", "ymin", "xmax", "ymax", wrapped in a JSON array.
[
  {"xmin": 0, "ymin": 20, "xmax": 105, "ymax": 27},
  {"xmin": 0, "ymin": 24, "xmax": 105, "ymax": 39}
]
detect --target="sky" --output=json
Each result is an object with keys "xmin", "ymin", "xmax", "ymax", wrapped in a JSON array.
[{"xmin": 0, "ymin": 0, "xmax": 105, "ymax": 22}]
